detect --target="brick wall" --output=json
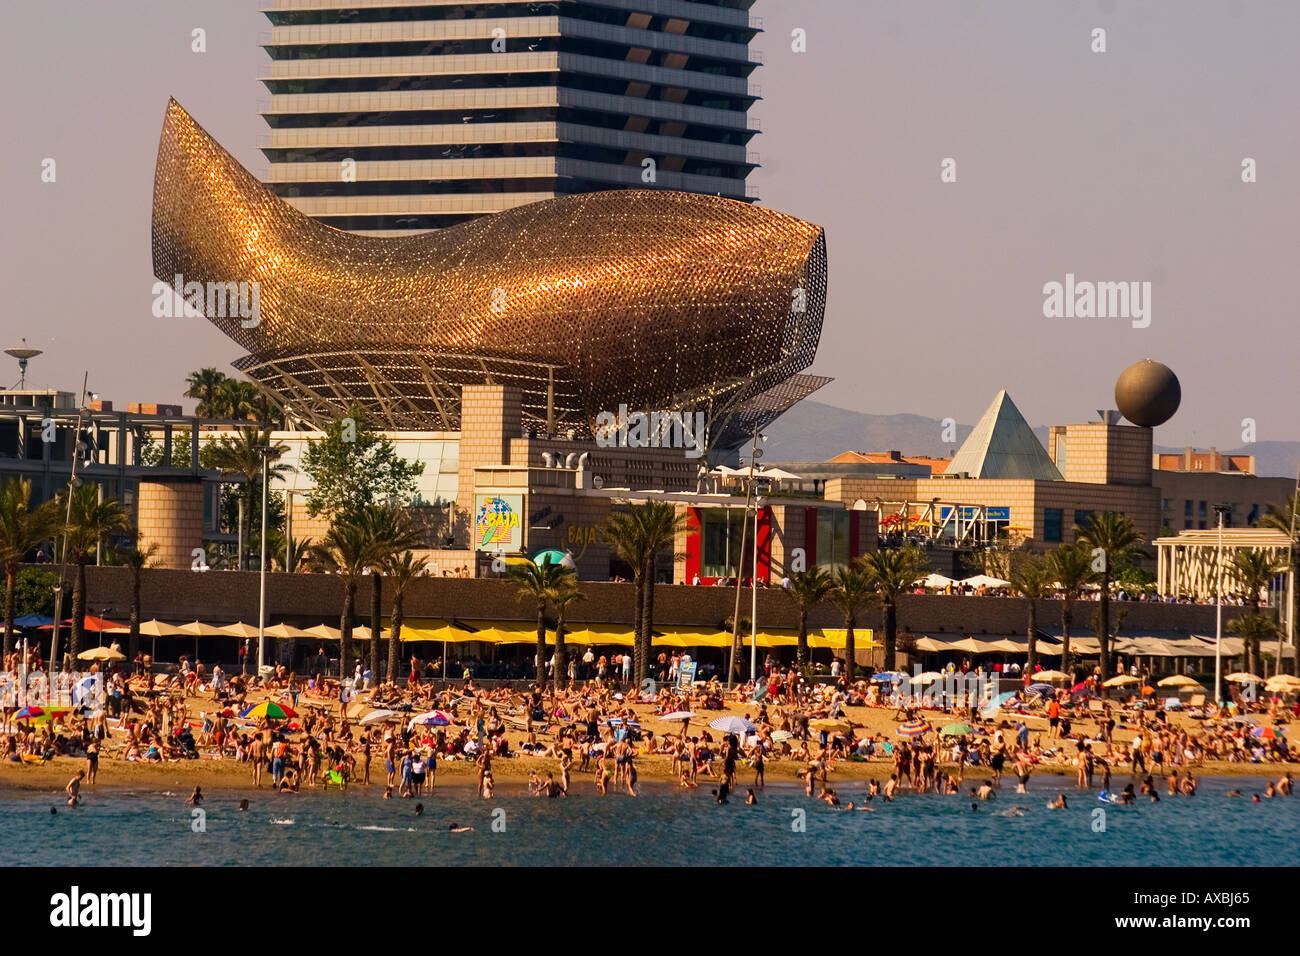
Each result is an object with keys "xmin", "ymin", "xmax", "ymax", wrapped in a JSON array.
[{"xmin": 66, "ymin": 565, "xmax": 1219, "ymax": 637}]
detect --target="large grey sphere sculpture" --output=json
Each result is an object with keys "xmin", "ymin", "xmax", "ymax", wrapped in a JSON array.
[{"xmin": 1115, "ymin": 359, "xmax": 1181, "ymax": 427}]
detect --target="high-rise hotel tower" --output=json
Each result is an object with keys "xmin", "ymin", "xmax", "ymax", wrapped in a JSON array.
[{"xmin": 259, "ymin": 0, "xmax": 762, "ymax": 235}]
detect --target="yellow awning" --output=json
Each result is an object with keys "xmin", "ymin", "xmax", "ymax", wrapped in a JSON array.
[{"xmin": 564, "ymin": 627, "xmax": 634, "ymax": 646}]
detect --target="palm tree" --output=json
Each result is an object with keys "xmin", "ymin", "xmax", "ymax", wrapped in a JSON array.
[
  {"xmin": 1008, "ymin": 555, "xmax": 1054, "ymax": 672},
  {"xmin": 1046, "ymin": 543, "xmax": 1095, "ymax": 676},
  {"xmin": 829, "ymin": 566, "xmax": 873, "ymax": 681},
  {"xmin": 116, "ymin": 530, "xmax": 160, "ymax": 665},
  {"xmin": 1257, "ymin": 492, "xmax": 1298, "ymax": 673},
  {"xmin": 1074, "ymin": 512, "xmax": 1148, "ymax": 690},
  {"xmin": 355, "ymin": 504, "xmax": 424, "ymax": 681},
  {"xmin": 185, "ymin": 368, "xmax": 228, "ymax": 418},
  {"xmin": 785, "ymin": 567, "xmax": 836, "ymax": 670},
  {"xmin": 384, "ymin": 550, "xmax": 429, "ymax": 684},
  {"xmin": 1228, "ymin": 613, "xmax": 1280, "ymax": 679},
  {"xmin": 858, "ymin": 545, "xmax": 925, "ymax": 670},
  {"xmin": 207, "ymin": 427, "xmax": 289, "ymax": 571},
  {"xmin": 1228, "ymin": 550, "xmax": 1287, "ymax": 674},
  {"xmin": 547, "ymin": 578, "xmax": 584, "ymax": 693},
  {"xmin": 268, "ymin": 531, "xmax": 313, "ymax": 572},
  {"xmin": 307, "ymin": 518, "xmax": 370, "ymax": 678},
  {"xmin": 60, "ymin": 486, "xmax": 130, "ymax": 666},
  {"xmin": 509, "ymin": 557, "xmax": 573, "ymax": 682},
  {"xmin": 0, "ymin": 478, "xmax": 60, "ymax": 658},
  {"xmin": 600, "ymin": 502, "xmax": 688, "ymax": 684}
]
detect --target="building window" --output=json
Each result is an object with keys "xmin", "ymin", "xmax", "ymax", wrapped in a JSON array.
[
  {"xmin": 1184, "ymin": 500, "xmax": 1193, "ymax": 519},
  {"xmin": 1044, "ymin": 508, "xmax": 1063, "ymax": 543},
  {"xmin": 1073, "ymin": 510, "xmax": 1092, "ymax": 538},
  {"xmin": 700, "ymin": 508, "xmax": 746, "ymax": 578},
  {"xmin": 816, "ymin": 510, "xmax": 851, "ymax": 571},
  {"xmin": 1198, "ymin": 501, "xmax": 1207, "ymax": 519}
]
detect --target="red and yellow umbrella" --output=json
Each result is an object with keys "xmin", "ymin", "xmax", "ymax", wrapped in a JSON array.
[{"xmin": 240, "ymin": 701, "xmax": 298, "ymax": 720}]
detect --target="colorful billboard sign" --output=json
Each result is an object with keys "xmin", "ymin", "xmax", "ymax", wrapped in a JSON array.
[{"xmin": 474, "ymin": 494, "xmax": 524, "ymax": 551}]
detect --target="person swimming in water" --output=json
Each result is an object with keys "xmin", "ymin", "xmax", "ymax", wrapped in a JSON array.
[
  {"xmin": 745, "ymin": 789, "xmax": 757, "ymax": 805},
  {"xmin": 187, "ymin": 786, "xmax": 203, "ymax": 805},
  {"xmin": 1047, "ymin": 793, "xmax": 1068, "ymax": 809},
  {"xmin": 238, "ymin": 799, "xmax": 250, "ymax": 811},
  {"xmin": 448, "ymin": 823, "xmax": 473, "ymax": 832},
  {"xmin": 415, "ymin": 803, "xmax": 424, "ymax": 816}
]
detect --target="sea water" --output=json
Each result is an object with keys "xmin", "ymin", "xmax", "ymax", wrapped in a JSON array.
[{"xmin": 2, "ymin": 776, "xmax": 1295, "ymax": 867}]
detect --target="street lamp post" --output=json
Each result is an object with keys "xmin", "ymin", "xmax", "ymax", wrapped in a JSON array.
[
  {"xmin": 257, "ymin": 448, "xmax": 270, "ymax": 674},
  {"xmin": 750, "ymin": 493, "xmax": 763, "ymax": 685},
  {"xmin": 727, "ymin": 429, "xmax": 763, "ymax": 688},
  {"xmin": 1213, "ymin": 504, "xmax": 1229, "ymax": 705},
  {"xmin": 50, "ymin": 373, "xmax": 91, "ymax": 684}
]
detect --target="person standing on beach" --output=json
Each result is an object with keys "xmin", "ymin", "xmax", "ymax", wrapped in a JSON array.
[
  {"xmin": 85, "ymin": 737, "xmax": 98, "ymax": 785},
  {"xmin": 250, "ymin": 735, "xmax": 265, "ymax": 788},
  {"xmin": 385, "ymin": 735, "xmax": 398, "ymax": 787}
]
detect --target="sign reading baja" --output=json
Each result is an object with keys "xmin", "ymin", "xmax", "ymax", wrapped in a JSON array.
[{"xmin": 474, "ymin": 494, "xmax": 523, "ymax": 551}]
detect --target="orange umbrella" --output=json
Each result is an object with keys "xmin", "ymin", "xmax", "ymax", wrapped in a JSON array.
[{"xmin": 38, "ymin": 615, "xmax": 125, "ymax": 632}]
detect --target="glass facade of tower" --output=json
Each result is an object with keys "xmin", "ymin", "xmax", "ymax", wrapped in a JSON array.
[{"xmin": 259, "ymin": 0, "xmax": 762, "ymax": 235}]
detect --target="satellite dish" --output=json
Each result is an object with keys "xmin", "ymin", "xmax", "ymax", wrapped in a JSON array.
[{"xmin": 4, "ymin": 339, "xmax": 42, "ymax": 388}]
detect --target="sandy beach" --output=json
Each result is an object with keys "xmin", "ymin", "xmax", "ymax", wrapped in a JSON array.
[{"xmin": 2, "ymin": 681, "xmax": 1290, "ymax": 797}]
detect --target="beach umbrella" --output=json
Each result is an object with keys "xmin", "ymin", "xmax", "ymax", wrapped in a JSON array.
[
  {"xmin": 941, "ymin": 722, "xmax": 974, "ymax": 736},
  {"xmin": 981, "ymin": 690, "xmax": 1017, "ymax": 718},
  {"xmin": 1157, "ymin": 675, "xmax": 1202, "ymax": 687},
  {"xmin": 710, "ymin": 716, "xmax": 756, "ymax": 735},
  {"xmin": 1103, "ymin": 674, "xmax": 1140, "ymax": 687},
  {"xmin": 1251, "ymin": 726, "xmax": 1278, "ymax": 739},
  {"xmin": 410, "ymin": 710, "xmax": 453, "ymax": 727},
  {"xmin": 14, "ymin": 706, "xmax": 45, "ymax": 720},
  {"xmin": 1265, "ymin": 675, "xmax": 1300, "ymax": 693},
  {"xmin": 1225, "ymin": 673, "xmax": 1264, "ymax": 684},
  {"xmin": 871, "ymin": 672, "xmax": 903, "ymax": 683},
  {"xmin": 770, "ymin": 730, "xmax": 794, "ymax": 742},
  {"xmin": 1029, "ymin": 670, "xmax": 1070, "ymax": 682},
  {"xmin": 359, "ymin": 709, "xmax": 397, "ymax": 726},
  {"xmin": 911, "ymin": 672, "xmax": 943, "ymax": 683},
  {"xmin": 1027, "ymin": 683, "xmax": 1055, "ymax": 696},
  {"xmin": 77, "ymin": 646, "xmax": 125, "ymax": 662},
  {"xmin": 659, "ymin": 711, "xmax": 696, "ymax": 721},
  {"xmin": 240, "ymin": 701, "xmax": 298, "ymax": 720},
  {"xmin": 810, "ymin": 718, "xmax": 850, "ymax": 733},
  {"xmin": 897, "ymin": 719, "xmax": 931, "ymax": 737}
]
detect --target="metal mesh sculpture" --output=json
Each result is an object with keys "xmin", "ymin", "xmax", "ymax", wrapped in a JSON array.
[{"xmin": 152, "ymin": 99, "xmax": 828, "ymax": 449}]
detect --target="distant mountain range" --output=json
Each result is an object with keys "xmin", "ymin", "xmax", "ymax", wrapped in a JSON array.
[{"xmin": 763, "ymin": 400, "xmax": 1300, "ymax": 479}]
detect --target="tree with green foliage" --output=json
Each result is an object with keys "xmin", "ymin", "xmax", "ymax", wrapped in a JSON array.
[
  {"xmin": 509, "ymin": 557, "xmax": 575, "ymax": 682},
  {"xmin": 115, "ymin": 530, "xmax": 161, "ymax": 664},
  {"xmin": 1008, "ymin": 554, "xmax": 1054, "ymax": 672},
  {"xmin": 354, "ymin": 504, "xmax": 424, "ymax": 681},
  {"xmin": 384, "ymin": 551, "xmax": 429, "ymax": 683},
  {"xmin": 59, "ymin": 486, "xmax": 130, "ymax": 666},
  {"xmin": 599, "ymin": 501, "xmax": 688, "ymax": 684},
  {"xmin": 1073, "ymin": 512, "xmax": 1148, "ymax": 690},
  {"xmin": 308, "ymin": 519, "xmax": 371, "ymax": 678},
  {"xmin": 858, "ymin": 545, "xmax": 925, "ymax": 671},
  {"xmin": 785, "ymin": 567, "xmax": 837, "ymax": 670},
  {"xmin": 300, "ymin": 408, "xmax": 424, "ymax": 523},
  {"xmin": 829, "ymin": 566, "xmax": 874, "ymax": 681},
  {"xmin": 1257, "ymin": 492, "xmax": 1298, "ymax": 673},
  {"xmin": 207, "ymin": 428, "xmax": 290, "ymax": 571},
  {"xmin": 548, "ymin": 577, "xmax": 584, "ymax": 693},
  {"xmin": 1228, "ymin": 614, "xmax": 1280, "ymax": 680},
  {"xmin": 1228, "ymin": 549, "xmax": 1288, "ymax": 674},
  {"xmin": 0, "ymin": 478, "xmax": 61, "ymax": 657},
  {"xmin": 1045, "ymin": 544, "xmax": 1095, "ymax": 674}
]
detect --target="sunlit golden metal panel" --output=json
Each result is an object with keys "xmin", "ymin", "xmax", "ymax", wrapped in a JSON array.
[{"xmin": 151, "ymin": 98, "xmax": 827, "ymax": 447}]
